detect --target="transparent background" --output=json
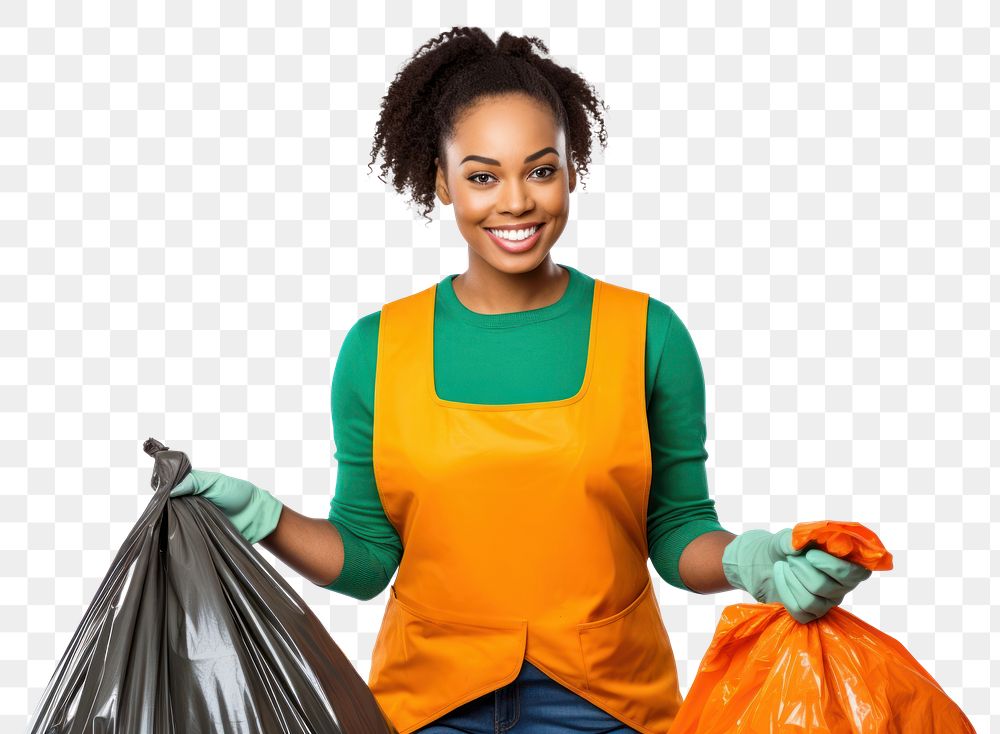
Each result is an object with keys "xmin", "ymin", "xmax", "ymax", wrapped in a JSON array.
[{"xmin": 0, "ymin": 1, "xmax": 994, "ymax": 730}]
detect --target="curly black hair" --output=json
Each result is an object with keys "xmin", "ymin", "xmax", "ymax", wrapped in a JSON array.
[{"xmin": 367, "ymin": 27, "xmax": 610, "ymax": 224}]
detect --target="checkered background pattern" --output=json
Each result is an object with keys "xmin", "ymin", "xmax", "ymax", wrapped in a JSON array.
[{"xmin": 1, "ymin": 2, "xmax": 995, "ymax": 731}]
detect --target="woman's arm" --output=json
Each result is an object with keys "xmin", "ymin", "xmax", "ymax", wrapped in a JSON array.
[
  {"xmin": 644, "ymin": 299, "xmax": 734, "ymax": 591},
  {"xmin": 260, "ymin": 505, "xmax": 346, "ymax": 586},
  {"xmin": 320, "ymin": 312, "xmax": 404, "ymax": 600},
  {"xmin": 678, "ymin": 530, "xmax": 737, "ymax": 594}
]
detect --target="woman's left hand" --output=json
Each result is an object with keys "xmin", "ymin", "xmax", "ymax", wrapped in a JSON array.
[
  {"xmin": 772, "ymin": 549, "xmax": 873, "ymax": 624},
  {"xmin": 723, "ymin": 528, "xmax": 873, "ymax": 624}
]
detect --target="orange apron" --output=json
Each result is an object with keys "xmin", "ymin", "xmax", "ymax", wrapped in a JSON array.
[{"xmin": 369, "ymin": 277, "xmax": 684, "ymax": 734}]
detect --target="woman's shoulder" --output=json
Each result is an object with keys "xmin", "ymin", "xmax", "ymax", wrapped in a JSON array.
[
  {"xmin": 646, "ymin": 293, "xmax": 676, "ymax": 326},
  {"xmin": 336, "ymin": 310, "xmax": 382, "ymax": 371},
  {"xmin": 631, "ymin": 288, "xmax": 698, "ymax": 361},
  {"xmin": 571, "ymin": 266, "xmax": 687, "ymax": 344},
  {"xmin": 647, "ymin": 294, "xmax": 699, "ymax": 351}
]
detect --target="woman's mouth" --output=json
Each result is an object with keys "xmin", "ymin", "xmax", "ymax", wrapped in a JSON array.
[{"xmin": 483, "ymin": 223, "xmax": 545, "ymax": 253}]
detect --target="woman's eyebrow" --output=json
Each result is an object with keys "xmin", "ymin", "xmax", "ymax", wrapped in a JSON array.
[{"xmin": 460, "ymin": 147, "xmax": 559, "ymax": 166}]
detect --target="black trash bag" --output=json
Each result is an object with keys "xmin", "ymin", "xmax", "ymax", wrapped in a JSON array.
[{"xmin": 26, "ymin": 437, "xmax": 397, "ymax": 734}]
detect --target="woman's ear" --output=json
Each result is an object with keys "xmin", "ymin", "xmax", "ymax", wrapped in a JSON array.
[
  {"xmin": 568, "ymin": 164, "xmax": 577, "ymax": 194},
  {"xmin": 435, "ymin": 157, "xmax": 452, "ymax": 205}
]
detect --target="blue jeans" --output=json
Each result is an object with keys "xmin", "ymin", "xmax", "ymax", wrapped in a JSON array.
[{"xmin": 413, "ymin": 659, "xmax": 639, "ymax": 733}]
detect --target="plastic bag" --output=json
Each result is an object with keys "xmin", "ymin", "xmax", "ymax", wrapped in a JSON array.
[
  {"xmin": 671, "ymin": 520, "xmax": 976, "ymax": 733},
  {"xmin": 26, "ymin": 438, "xmax": 397, "ymax": 734}
]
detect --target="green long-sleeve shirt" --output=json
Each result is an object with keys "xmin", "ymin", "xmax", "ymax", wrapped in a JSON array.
[{"xmin": 323, "ymin": 264, "xmax": 728, "ymax": 600}]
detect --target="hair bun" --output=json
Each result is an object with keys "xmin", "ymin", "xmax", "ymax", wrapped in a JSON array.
[{"xmin": 496, "ymin": 32, "xmax": 548, "ymax": 59}]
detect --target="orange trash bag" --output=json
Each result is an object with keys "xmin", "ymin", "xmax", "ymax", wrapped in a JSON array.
[{"xmin": 670, "ymin": 520, "xmax": 977, "ymax": 733}]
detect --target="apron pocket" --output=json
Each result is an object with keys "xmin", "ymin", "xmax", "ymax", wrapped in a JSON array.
[
  {"xmin": 369, "ymin": 585, "xmax": 527, "ymax": 730},
  {"xmin": 576, "ymin": 577, "xmax": 682, "ymax": 722}
]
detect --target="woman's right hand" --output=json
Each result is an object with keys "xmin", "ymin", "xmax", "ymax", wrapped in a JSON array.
[{"xmin": 169, "ymin": 469, "xmax": 284, "ymax": 545}]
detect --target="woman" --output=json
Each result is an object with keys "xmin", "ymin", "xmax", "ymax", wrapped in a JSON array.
[{"xmin": 171, "ymin": 28, "xmax": 872, "ymax": 734}]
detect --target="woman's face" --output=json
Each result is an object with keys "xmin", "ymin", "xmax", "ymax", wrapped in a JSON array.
[{"xmin": 435, "ymin": 93, "xmax": 576, "ymax": 275}]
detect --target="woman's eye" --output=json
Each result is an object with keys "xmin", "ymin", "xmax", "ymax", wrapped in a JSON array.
[{"xmin": 468, "ymin": 167, "xmax": 556, "ymax": 186}]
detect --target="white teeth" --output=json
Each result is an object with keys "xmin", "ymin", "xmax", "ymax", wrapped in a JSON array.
[{"xmin": 488, "ymin": 225, "xmax": 539, "ymax": 241}]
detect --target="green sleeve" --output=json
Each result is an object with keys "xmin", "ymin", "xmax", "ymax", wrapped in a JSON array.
[
  {"xmin": 645, "ymin": 298, "xmax": 731, "ymax": 592},
  {"xmin": 320, "ymin": 311, "xmax": 404, "ymax": 601}
]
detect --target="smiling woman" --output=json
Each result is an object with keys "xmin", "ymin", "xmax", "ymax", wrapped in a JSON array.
[
  {"xmin": 438, "ymin": 98, "xmax": 571, "ymax": 267},
  {"xmin": 145, "ymin": 24, "xmax": 879, "ymax": 734},
  {"xmin": 353, "ymin": 27, "xmax": 694, "ymax": 734},
  {"xmin": 365, "ymin": 28, "xmax": 610, "ymax": 313}
]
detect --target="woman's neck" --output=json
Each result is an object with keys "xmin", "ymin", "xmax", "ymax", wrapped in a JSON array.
[{"xmin": 451, "ymin": 257, "xmax": 569, "ymax": 315}]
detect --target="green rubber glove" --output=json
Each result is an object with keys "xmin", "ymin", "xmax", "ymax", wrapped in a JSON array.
[
  {"xmin": 169, "ymin": 469, "xmax": 284, "ymax": 545},
  {"xmin": 722, "ymin": 528, "xmax": 873, "ymax": 624}
]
